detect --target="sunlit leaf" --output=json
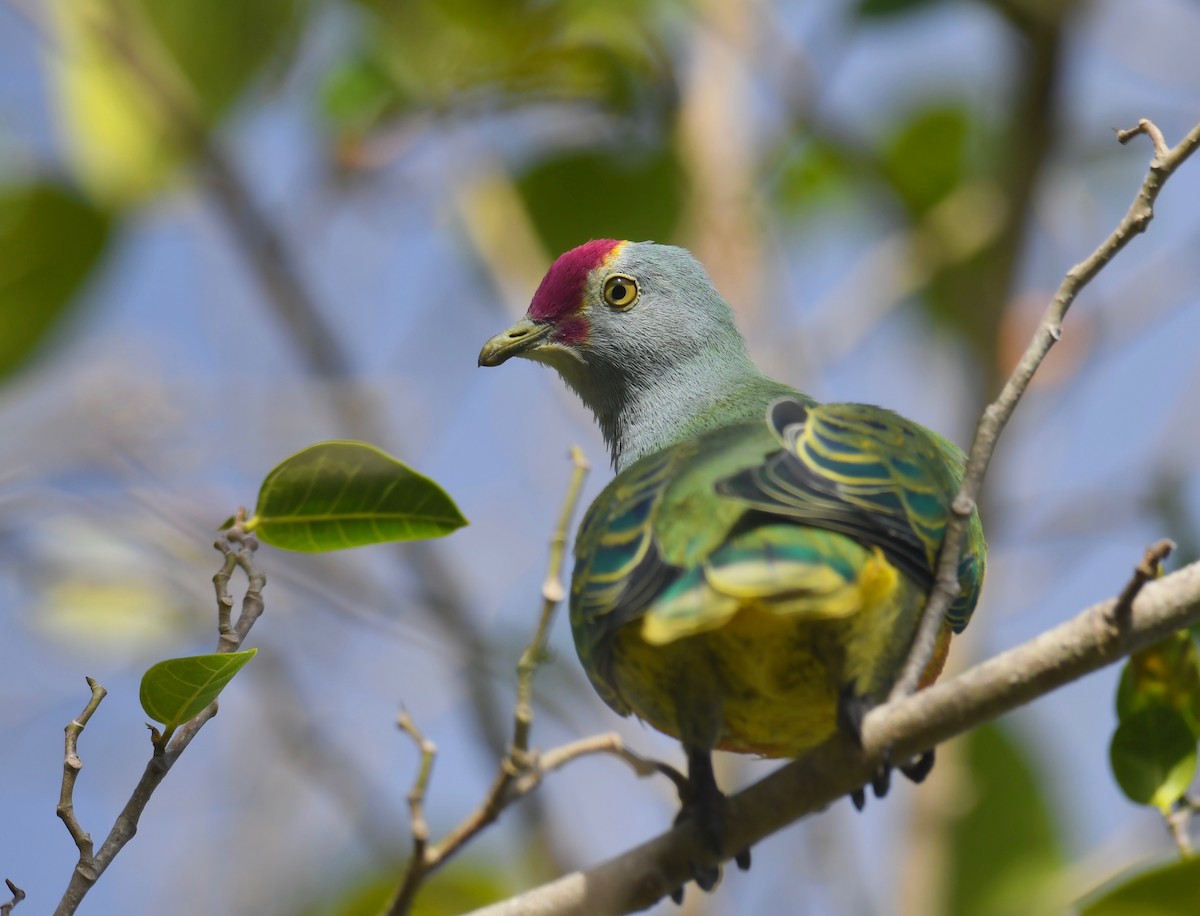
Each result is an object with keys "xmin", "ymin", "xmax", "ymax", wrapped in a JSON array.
[
  {"xmin": 946, "ymin": 723, "xmax": 1066, "ymax": 916},
  {"xmin": 517, "ymin": 146, "xmax": 686, "ymax": 257},
  {"xmin": 1080, "ymin": 855, "xmax": 1200, "ymax": 916},
  {"xmin": 249, "ymin": 441, "xmax": 467, "ymax": 551},
  {"xmin": 140, "ymin": 650, "xmax": 257, "ymax": 732},
  {"xmin": 1109, "ymin": 704, "xmax": 1197, "ymax": 813},
  {"xmin": 0, "ymin": 181, "xmax": 111, "ymax": 379}
]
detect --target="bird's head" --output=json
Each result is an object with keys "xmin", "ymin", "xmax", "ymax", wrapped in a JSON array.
[{"xmin": 478, "ymin": 239, "xmax": 742, "ymax": 386}]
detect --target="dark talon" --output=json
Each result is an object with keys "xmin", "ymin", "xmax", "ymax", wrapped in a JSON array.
[
  {"xmin": 900, "ymin": 749, "xmax": 935, "ymax": 783},
  {"xmin": 850, "ymin": 787, "xmax": 866, "ymax": 811},
  {"xmin": 670, "ymin": 887, "xmax": 684, "ymax": 905},
  {"xmin": 735, "ymin": 848, "xmax": 752, "ymax": 871},
  {"xmin": 871, "ymin": 765, "xmax": 891, "ymax": 799}
]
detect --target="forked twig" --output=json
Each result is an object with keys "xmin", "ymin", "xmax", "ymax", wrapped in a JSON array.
[{"xmin": 892, "ymin": 118, "xmax": 1200, "ymax": 703}]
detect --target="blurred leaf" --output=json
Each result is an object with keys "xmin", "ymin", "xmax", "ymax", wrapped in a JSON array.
[
  {"xmin": 881, "ymin": 105, "xmax": 973, "ymax": 216},
  {"xmin": 946, "ymin": 723, "xmax": 1066, "ymax": 916},
  {"xmin": 0, "ymin": 181, "xmax": 111, "ymax": 380},
  {"xmin": 772, "ymin": 137, "xmax": 859, "ymax": 217},
  {"xmin": 321, "ymin": 49, "xmax": 402, "ymax": 137},
  {"xmin": 857, "ymin": 0, "xmax": 945, "ymax": 16},
  {"xmin": 48, "ymin": 0, "xmax": 302, "ymax": 205},
  {"xmin": 1109, "ymin": 704, "xmax": 1197, "ymax": 813},
  {"xmin": 1080, "ymin": 855, "xmax": 1200, "ymax": 916},
  {"xmin": 140, "ymin": 649, "xmax": 257, "ymax": 733},
  {"xmin": 249, "ymin": 441, "xmax": 468, "ymax": 552},
  {"xmin": 305, "ymin": 861, "xmax": 513, "ymax": 916},
  {"xmin": 517, "ymin": 146, "xmax": 686, "ymax": 256},
  {"xmin": 1116, "ymin": 631, "xmax": 1200, "ymax": 737},
  {"xmin": 138, "ymin": 0, "xmax": 303, "ymax": 122},
  {"xmin": 321, "ymin": 0, "xmax": 671, "ymax": 141}
]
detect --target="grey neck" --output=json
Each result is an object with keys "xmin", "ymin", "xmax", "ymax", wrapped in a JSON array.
[{"xmin": 582, "ymin": 344, "xmax": 769, "ymax": 471}]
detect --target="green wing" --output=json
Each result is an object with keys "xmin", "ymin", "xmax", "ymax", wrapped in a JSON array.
[
  {"xmin": 717, "ymin": 399, "xmax": 985, "ymax": 632},
  {"xmin": 569, "ymin": 397, "xmax": 986, "ymax": 714}
]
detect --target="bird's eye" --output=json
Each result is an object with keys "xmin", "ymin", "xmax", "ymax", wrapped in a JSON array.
[{"xmin": 603, "ymin": 274, "xmax": 639, "ymax": 310}]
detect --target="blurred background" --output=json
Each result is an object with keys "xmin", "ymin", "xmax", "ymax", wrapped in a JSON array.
[{"xmin": 2, "ymin": 0, "xmax": 1199, "ymax": 913}]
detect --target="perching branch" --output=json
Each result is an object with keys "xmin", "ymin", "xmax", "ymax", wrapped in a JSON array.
[
  {"xmin": 384, "ymin": 449, "xmax": 678, "ymax": 915},
  {"xmin": 469, "ymin": 556, "xmax": 1200, "ymax": 916},
  {"xmin": 52, "ymin": 516, "xmax": 266, "ymax": 916},
  {"xmin": 892, "ymin": 117, "xmax": 1200, "ymax": 702}
]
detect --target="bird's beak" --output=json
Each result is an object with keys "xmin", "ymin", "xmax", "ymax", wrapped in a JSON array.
[{"xmin": 478, "ymin": 316, "xmax": 552, "ymax": 367}]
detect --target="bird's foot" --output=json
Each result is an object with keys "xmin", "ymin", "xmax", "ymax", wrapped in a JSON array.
[
  {"xmin": 839, "ymin": 687, "xmax": 937, "ymax": 811},
  {"xmin": 667, "ymin": 749, "xmax": 752, "ymax": 904}
]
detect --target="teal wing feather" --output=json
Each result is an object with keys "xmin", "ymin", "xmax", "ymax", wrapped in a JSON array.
[{"xmin": 716, "ymin": 399, "xmax": 985, "ymax": 632}]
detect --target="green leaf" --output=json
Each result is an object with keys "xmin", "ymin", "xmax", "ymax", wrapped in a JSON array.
[
  {"xmin": 881, "ymin": 105, "xmax": 974, "ymax": 216},
  {"xmin": 1080, "ymin": 855, "xmax": 1200, "ymax": 916},
  {"xmin": 0, "ymin": 182, "xmax": 112, "ymax": 381},
  {"xmin": 1109, "ymin": 704, "xmax": 1197, "ymax": 813},
  {"xmin": 945, "ymin": 723, "xmax": 1066, "ymax": 916},
  {"xmin": 1116, "ymin": 630, "xmax": 1200, "ymax": 737},
  {"xmin": 48, "ymin": 0, "xmax": 303, "ymax": 205},
  {"xmin": 138, "ymin": 0, "xmax": 304, "ymax": 123},
  {"xmin": 771, "ymin": 137, "xmax": 858, "ymax": 217},
  {"xmin": 249, "ymin": 441, "xmax": 467, "ymax": 551},
  {"xmin": 139, "ymin": 649, "xmax": 257, "ymax": 732},
  {"xmin": 517, "ymin": 146, "xmax": 686, "ymax": 257}
]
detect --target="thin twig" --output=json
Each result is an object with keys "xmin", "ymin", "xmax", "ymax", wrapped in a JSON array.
[
  {"xmin": 52, "ymin": 519, "xmax": 267, "ymax": 915},
  {"xmin": 1, "ymin": 880, "xmax": 26, "ymax": 916},
  {"xmin": 55, "ymin": 679, "xmax": 107, "ymax": 883},
  {"xmin": 1165, "ymin": 803, "xmax": 1193, "ymax": 857},
  {"xmin": 1107, "ymin": 539, "xmax": 1174, "ymax": 633},
  {"xmin": 892, "ymin": 118, "xmax": 1200, "ymax": 703},
  {"xmin": 395, "ymin": 709, "xmax": 438, "ymax": 893},
  {"xmin": 467, "ymin": 558, "xmax": 1200, "ymax": 916},
  {"xmin": 518, "ymin": 733, "xmax": 686, "ymax": 796},
  {"xmin": 385, "ymin": 448, "xmax": 604, "ymax": 916}
]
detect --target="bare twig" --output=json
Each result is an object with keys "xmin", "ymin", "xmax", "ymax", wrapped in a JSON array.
[
  {"xmin": 2, "ymin": 879, "xmax": 27, "ymax": 915},
  {"xmin": 892, "ymin": 118, "xmax": 1200, "ymax": 703},
  {"xmin": 385, "ymin": 448, "xmax": 653, "ymax": 916},
  {"xmin": 54, "ymin": 678, "xmax": 107, "ymax": 882},
  {"xmin": 468, "ymin": 558, "xmax": 1200, "ymax": 916},
  {"xmin": 1165, "ymin": 803, "xmax": 1193, "ymax": 857},
  {"xmin": 53, "ymin": 519, "xmax": 266, "ymax": 915},
  {"xmin": 396, "ymin": 709, "xmax": 438, "ymax": 892},
  {"xmin": 1108, "ymin": 538, "xmax": 1175, "ymax": 633}
]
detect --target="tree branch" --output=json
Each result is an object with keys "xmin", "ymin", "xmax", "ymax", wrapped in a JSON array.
[
  {"xmin": 52, "ymin": 519, "xmax": 266, "ymax": 915},
  {"xmin": 385, "ymin": 448, "xmax": 606, "ymax": 915},
  {"xmin": 892, "ymin": 117, "xmax": 1200, "ymax": 702},
  {"xmin": 1, "ymin": 880, "xmax": 25, "ymax": 916},
  {"xmin": 468, "ymin": 557, "xmax": 1200, "ymax": 916}
]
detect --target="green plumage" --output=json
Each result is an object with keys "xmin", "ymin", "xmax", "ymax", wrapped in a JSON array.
[{"xmin": 570, "ymin": 397, "xmax": 985, "ymax": 756}]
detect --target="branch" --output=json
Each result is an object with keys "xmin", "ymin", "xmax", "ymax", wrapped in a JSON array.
[
  {"xmin": 54, "ymin": 678, "xmax": 108, "ymax": 883},
  {"xmin": 892, "ymin": 117, "xmax": 1200, "ymax": 702},
  {"xmin": 384, "ymin": 448, "xmax": 598, "ymax": 915},
  {"xmin": 2, "ymin": 879, "xmax": 26, "ymax": 915},
  {"xmin": 468, "ymin": 557, "xmax": 1200, "ymax": 916},
  {"xmin": 52, "ymin": 518, "xmax": 266, "ymax": 915}
]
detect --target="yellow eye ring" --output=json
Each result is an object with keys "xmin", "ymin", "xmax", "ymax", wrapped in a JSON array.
[{"xmin": 602, "ymin": 274, "xmax": 639, "ymax": 310}]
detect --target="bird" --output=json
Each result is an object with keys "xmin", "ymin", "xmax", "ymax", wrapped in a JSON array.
[{"xmin": 478, "ymin": 239, "xmax": 986, "ymax": 895}]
